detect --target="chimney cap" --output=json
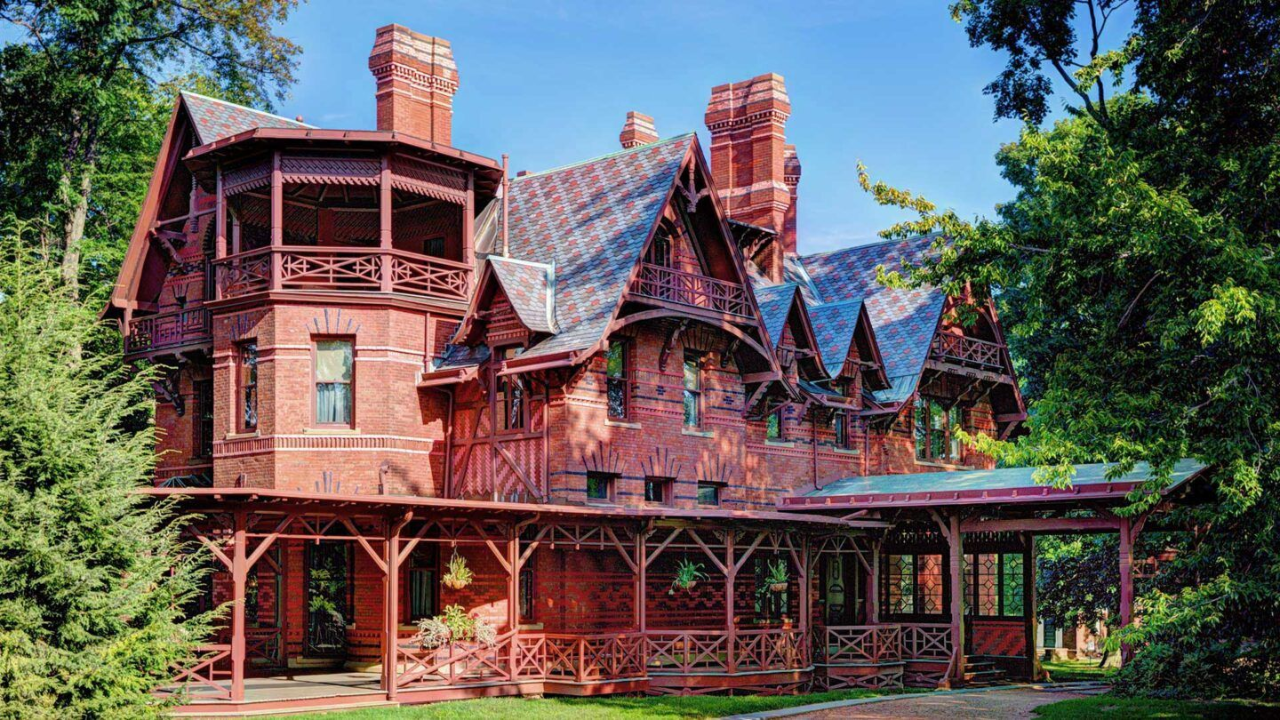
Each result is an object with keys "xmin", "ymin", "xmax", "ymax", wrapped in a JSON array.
[{"xmin": 619, "ymin": 111, "xmax": 659, "ymax": 149}]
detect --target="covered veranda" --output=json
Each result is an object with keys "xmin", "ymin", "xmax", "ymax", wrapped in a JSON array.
[
  {"xmin": 147, "ymin": 488, "xmax": 888, "ymax": 714},
  {"xmin": 782, "ymin": 460, "xmax": 1209, "ymax": 688}
]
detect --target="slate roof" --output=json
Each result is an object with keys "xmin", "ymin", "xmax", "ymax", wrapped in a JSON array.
[
  {"xmin": 800, "ymin": 459, "xmax": 1207, "ymax": 503},
  {"xmin": 808, "ymin": 299, "xmax": 866, "ymax": 378},
  {"xmin": 488, "ymin": 256, "xmax": 556, "ymax": 333},
  {"xmin": 181, "ymin": 92, "xmax": 312, "ymax": 146},
  {"xmin": 799, "ymin": 235, "xmax": 947, "ymax": 403},
  {"xmin": 753, "ymin": 283, "xmax": 799, "ymax": 350},
  {"xmin": 504, "ymin": 134, "xmax": 694, "ymax": 360}
]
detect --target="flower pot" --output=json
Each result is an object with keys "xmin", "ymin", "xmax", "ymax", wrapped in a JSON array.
[{"xmin": 770, "ymin": 582, "xmax": 787, "ymax": 593}]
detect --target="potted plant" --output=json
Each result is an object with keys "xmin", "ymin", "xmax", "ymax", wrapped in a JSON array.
[
  {"xmin": 442, "ymin": 549, "xmax": 473, "ymax": 590},
  {"xmin": 669, "ymin": 558, "xmax": 708, "ymax": 594},
  {"xmin": 413, "ymin": 604, "xmax": 499, "ymax": 675},
  {"xmin": 764, "ymin": 558, "xmax": 789, "ymax": 593}
]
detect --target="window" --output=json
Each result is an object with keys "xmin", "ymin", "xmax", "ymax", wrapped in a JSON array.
[
  {"xmin": 315, "ymin": 339, "xmax": 354, "ymax": 426},
  {"xmin": 766, "ymin": 408, "xmax": 783, "ymax": 440},
  {"xmin": 605, "ymin": 341, "xmax": 629, "ymax": 420},
  {"xmin": 194, "ymin": 379, "xmax": 213, "ymax": 458},
  {"xmin": 644, "ymin": 477, "xmax": 672, "ymax": 505},
  {"xmin": 753, "ymin": 557, "xmax": 789, "ymax": 621},
  {"xmin": 519, "ymin": 566, "xmax": 535, "ymax": 621},
  {"xmin": 682, "ymin": 351, "xmax": 702, "ymax": 429},
  {"xmin": 586, "ymin": 472, "xmax": 613, "ymax": 502},
  {"xmin": 965, "ymin": 552, "xmax": 1025, "ymax": 618},
  {"xmin": 236, "ymin": 342, "xmax": 258, "ymax": 432},
  {"xmin": 914, "ymin": 397, "xmax": 964, "ymax": 462},
  {"xmin": 696, "ymin": 482, "xmax": 720, "ymax": 506},
  {"xmin": 408, "ymin": 545, "xmax": 438, "ymax": 619},
  {"xmin": 883, "ymin": 552, "xmax": 945, "ymax": 617},
  {"xmin": 831, "ymin": 412, "xmax": 856, "ymax": 450},
  {"xmin": 496, "ymin": 347, "xmax": 525, "ymax": 432},
  {"xmin": 647, "ymin": 234, "xmax": 672, "ymax": 267}
]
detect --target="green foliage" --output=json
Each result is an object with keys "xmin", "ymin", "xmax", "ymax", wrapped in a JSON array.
[
  {"xmin": 1033, "ymin": 694, "xmax": 1280, "ymax": 719},
  {"xmin": 669, "ymin": 559, "xmax": 708, "ymax": 594},
  {"xmin": 442, "ymin": 549, "xmax": 473, "ymax": 590},
  {"xmin": 413, "ymin": 605, "xmax": 497, "ymax": 649},
  {"xmin": 0, "ymin": 220, "xmax": 209, "ymax": 718},
  {"xmin": 866, "ymin": 0, "xmax": 1280, "ymax": 700}
]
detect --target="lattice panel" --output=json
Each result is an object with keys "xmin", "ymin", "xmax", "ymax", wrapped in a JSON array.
[{"xmin": 280, "ymin": 156, "xmax": 380, "ymax": 185}]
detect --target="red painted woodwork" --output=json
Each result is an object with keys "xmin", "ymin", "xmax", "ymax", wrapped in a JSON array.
[
  {"xmin": 930, "ymin": 333, "xmax": 1007, "ymax": 372},
  {"xmin": 630, "ymin": 262, "xmax": 752, "ymax": 319},
  {"xmin": 213, "ymin": 247, "xmax": 470, "ymax": 302},
  {"xmin": 124, "ymin": 306, "xmax": 212, "ymax": 357}
]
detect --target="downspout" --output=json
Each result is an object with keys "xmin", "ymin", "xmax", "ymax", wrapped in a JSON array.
[{"xmin": 426, "ymin": 386, "xmax": 455, "ymax": 498}]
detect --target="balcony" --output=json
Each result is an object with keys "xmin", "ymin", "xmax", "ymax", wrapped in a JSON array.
[
  {"xmin": 124, "ymin": 306, "xmax": 212, "ymax": 359},
  {"xmin": 630, "ymin": 262, "xmax": 752, "ymax": 319},
  {"xmin": 929, "ymin": 334, "xmax": 1007, "ymax": 373},
  {"xmin": 212, "ymin": 246, "xmax": 471, "ymax": 303}
]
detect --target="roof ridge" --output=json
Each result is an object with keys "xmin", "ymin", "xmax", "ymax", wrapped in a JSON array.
[
  {"xmin": 489, "ymin": 254, "xmax": 553, "ymax": 271},
  {"xmin": 800, "ymin": 232, "xmax": 942, "ymax": 261},
  {"xmin": 180, "ymin": 90, "xmax": 315, "ymax": 129},
  {"xmin": 513, "ymin": 133, "xmax": 695, "ymax": 181}
]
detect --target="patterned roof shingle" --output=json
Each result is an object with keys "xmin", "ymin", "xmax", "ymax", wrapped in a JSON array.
[
  {"xmin": 753, "ymin": 283, "xmax": 798, "ymax": 350},
  {"xmin": 181, "ymin": 92, "xmax": 312, "ymax": 146},
  {"xmin": 799, "ymin": 235, "xmax": 946, "ymax": 403},
  {"xmin": 488, "ymin": 256, "xmax": 555, "ymax": 334},
  {"xmin": 505, "ymin": 134, "xmax": 694, "ymax": 360},
  {"xmin": 808, "ymin": 299, "xmax": 866, "ymax": 378}
]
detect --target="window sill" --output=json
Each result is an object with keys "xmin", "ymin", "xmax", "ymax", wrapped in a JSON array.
[
  {"xmin": 830, "ymin": 447, "xmax": 861, "ymax": 456},
  {"xmin": 604, "ymin": 419, "xmax": 641, "ymax": 430},
  {"xmin": 764, "ymin": 440, "xmax": 795, "ymax": 448},
  {"xmin": 682, "ymin": 428, "xmax": 714, "ymax": 438},
  {"xmin": 224, "ymin": 431, "xmax": 259, "ymax": 440},
  {"xmin": 917, "ymin": 460, "xmax": 972, "ymax": 470},
  {"xmin": 305, "ymin": 427, "xmax": 361, "ymax": 435}
]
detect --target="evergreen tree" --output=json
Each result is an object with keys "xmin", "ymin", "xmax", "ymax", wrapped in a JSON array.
[{"xmin": 0, "ymin": 220, "xmax": 208, "ymax": 718}]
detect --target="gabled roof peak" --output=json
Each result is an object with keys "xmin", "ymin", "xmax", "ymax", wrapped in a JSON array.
[{"xmin": 513, "ymin": 132, "xmax": 696, "ymax": 182}]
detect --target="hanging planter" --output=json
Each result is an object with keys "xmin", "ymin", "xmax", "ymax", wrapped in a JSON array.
[
  {"xmin": 669, "ymin": 558, "xmax": 708, "ymax": 595},
  {"xmin": 764, "ymin": 558, "xmax": 789, "ymax": 593},
  {"xmin": 442, "ymin": 549, "xmax": 474, "ymax": 590}
]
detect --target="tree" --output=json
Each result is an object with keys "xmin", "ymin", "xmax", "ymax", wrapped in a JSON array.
[
  {"xmin": 0, "ymin": 220, "xmax": 209, "ymax": 717},
  {"xmin": 0, "ymin": 0, "xmax": 303, "ymax": 294},
  {"xmin": 860, "ymin": 1, "xmax": 1280, "ymax": 698}
]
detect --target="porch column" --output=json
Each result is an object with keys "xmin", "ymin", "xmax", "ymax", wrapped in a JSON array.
[
  {"xmin": 635, "ymin": 528, "xmax": 646, "ymax": 632},
  {"xmin": 947, "ymin": 512, "xmax": 966, "ymax": 686},
  {"xmin": 868, "ymin": 539, "xmax": 881, "ymax": 624},
  {"xmin": 463, "ymin": 173, "xmax": 475, "ymax": 268},
  {"xmin": 725, "ymin": 529, "xmax": 737, "ymax": 674},
  {"xmin": 797, "ymin": 535, "xmax": 810, "ymax": 664},
  {"xmin": 230, "ymin": 511, "xmax": 248, "ymax": 702},
  {"xmin": 215, "ymin": 165, "xmax": 226, "ymax": 259},
  {"xmin": 1024, "ymin": 532, "xmax": 1042, "ymax": 680},
  {"xmin": 379, "ymin": 153, "xmax": 393, "ymax": 292},
  {"xmin": 269, "ymin": 150, "xmax": 283, "ymax": 290},
  {"xmin": 1118, "ymin": 516, "xmax": 1134, "ymax": 666},
  {"xmin": 383, "ymin": 516, "xmax": 403, "ymax": 700},
  {"xmin": 507, "ymin": 526, "xmax": 520, "ymax": 677}
]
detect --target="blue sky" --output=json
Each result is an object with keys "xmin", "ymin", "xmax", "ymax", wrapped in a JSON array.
[{"xmin": 277, "ymin": 1, "xmax": 1037, "ymax": 253}]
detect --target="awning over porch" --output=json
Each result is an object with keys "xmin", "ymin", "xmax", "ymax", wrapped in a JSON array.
[{"xmin": 779, "ymin": 459, "xmax": 1207, "ymax": 511}]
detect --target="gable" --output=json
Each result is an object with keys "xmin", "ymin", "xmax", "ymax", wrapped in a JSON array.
[{"xmin": 180, "ymin": 92, "xmax": 311, "ymax": 145}]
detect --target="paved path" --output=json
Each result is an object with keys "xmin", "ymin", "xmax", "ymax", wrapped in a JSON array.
[{"xmin": 789, "ymin": 686, "xmax": 1100, "ymax": 720}]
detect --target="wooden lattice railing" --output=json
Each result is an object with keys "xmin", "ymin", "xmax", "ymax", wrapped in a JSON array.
[
  {"xmin": 212, "ymin": 247, "xmax": 471, "ymax": 302},
  {"xmin": 630, "ymin": 263, "xmax": 752, "ymax": 318},
  {"xmin": 396, "ymin": 631, "xmax": 521, "ymax": 688},
  {"xmin": 900, "ymin": 623, "xmax": 953, "ymax": 660},
  {"xmin": 929, "ymin": 333, "xmax": 1007, "ymax": 372},
  {"xmin": 816, "ymin": 624, "xmax": 902, "ymax": 665},
  {"xmin": 734, "ymin": 627, "xmax": 809, "ymax": 672},
  {"xmin": 155, "ymin": 643, "xmax": 232, "ymax": 700},
  {"xmin": 543, "ymin": 632, "xmax": 647, "ymax": 682},
  {"xmin": 124, "ymin": 306, "xmax": 211, "ymax": 356},
  {"xmin": 643, "ymin": 630, "xmax": 732, "ymax": 674}
]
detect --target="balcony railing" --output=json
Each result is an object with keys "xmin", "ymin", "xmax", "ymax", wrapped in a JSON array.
[
  {"xmin": 630, "ymin": 262, "xmax": 752, "ymax": 319},
  {"xmin": 124, "ymin": 306, "xmax": 212, "ymax": 356},
  {"xmin": 930, "ymin": 333, "xmax": 1006, "ymax": 372},
  {"xmin": 212, "ymin": 246, "xmax": 472, "ymax": 303}
]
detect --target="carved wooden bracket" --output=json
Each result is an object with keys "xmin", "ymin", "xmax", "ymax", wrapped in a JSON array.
[
  {"xmin": 658, "ymin": 319, "xmax": 690, "ymax": 371},
  {"xmin": 675, "ymin": 163, "xmax": 712, "ymax": 213},
  {"xmin": 152, "ymin": 368, "xmax": 184, "ymax": 416}
]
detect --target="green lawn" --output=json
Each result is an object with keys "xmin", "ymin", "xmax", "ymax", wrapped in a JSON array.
[
  {"xmin": 1034, "ymin": 695, "xmax": 1280, "ymax": 719},
  {"xmin": 1041, "ymin": 656, "xmax": 1117, "ymax": 682},
  {"xmin": 281, "ymin": 688, "xmax": 910, "ymax": 719}
]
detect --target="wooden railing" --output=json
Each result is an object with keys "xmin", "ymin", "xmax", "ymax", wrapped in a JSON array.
[
  {"xmin": 543, "ymin": 632, "xmax": 647, "ymax": 682},
  {"xmin": 396, "ymin": 631, "xmax": 521, "ymax": 688},
  {"xmin": 630, "ymin": 263, "xmax": 752, "ymax": 318},
  {"xmin": 644, "ymin": 630, "xmax": 731, "ymax": 674},
  {"xmin": 930, "ymin": 334, "xmax": 1006, "ymax": 371},
  {"xmin": 124, "ymin": 306, "xmax": 211, "ymax": 355},
  {"xmin": 734, "ymin": 628, "xmax": 808, "ymax": 672},
  {"xmin": 155, "ymin": 643, "xmax": 232, "ymax": 700},
  {"xmin": 900, "ymin": 623, "xmax": 952, "ymax": 660},
  {"xmin": 816, "ymin": 625, "xmax": 902, "ymax": 665},
  {"xmin": 212, "ymin": 246, "xmax": 471, "ymax": 302}
]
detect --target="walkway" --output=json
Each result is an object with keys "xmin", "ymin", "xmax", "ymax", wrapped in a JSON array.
[{"xmin": 733, "ymin": 684, "xmax": 1109, "ymax": 720}]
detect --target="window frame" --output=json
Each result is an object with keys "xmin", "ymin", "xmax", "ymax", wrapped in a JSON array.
[
  {"xmin": 235, "ymin": 341, "xmax": 259, "ymax": 433},
  {"xmin": 644, "ymin": 476, "xmax": 673, "ymax": 506},
  {"xmin": 914, "ymin": 396, "xmax": 964, "ymax": 463},
  {"xmin": 682, "ymin": 350, "xmax": 703, "ymax": 430},
  {"xmin": 881, "ymin": 551, "xmax": 947, "ymax": 620},
  {"xmin": 585, "ymin": 471, "xmax": 615, "ymax": 504},
  {"xmin": 831, "ymin": 411, "xmax": 852, "ymax": 450},
  {"xmin": 605, "ymin": 340, "xmax": 631, "ymax": 422},
  {"xmin": 194, "ymin": 378, "xmax": 214, "ymax": 458},
  {"xmin": 765, "ymin": 407, "xmax": 784, "ymax": 441},
  {"xmin": 493, "ymin": 346, "xmax": 527, "ymax": 434},
  {"xmin": 964, "ymin": 551, "xmax": 1026, "ymax": 619},
  {"xmin": 696, "ymin": 481, "xmax": 720, "ymax": 507},
  {"xmin": 313, "ymin": 337, "xmax": 356, "ymax": 429}
]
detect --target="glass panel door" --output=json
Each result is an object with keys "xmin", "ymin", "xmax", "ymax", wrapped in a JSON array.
[{"xmin": 305, "ymin": 543, "xmax": 351, "ymax": 658}]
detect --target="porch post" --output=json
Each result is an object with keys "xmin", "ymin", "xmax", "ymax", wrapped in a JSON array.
[
  {"xmin": 230, "ymin": 511, "xmax": 248, "ymax": 702},
  {"xmin": 383, "ymin": 515, "xmax": 402, "ymax": 700},
  {"xmin": 948, "ymin": 512, "xmax": 966, "ymax": 686},
  {"xmin": 868, "ymin": 539, "xmax": 880, "ymax": 624},
  {"xmin": 507, "ymin": 525, "xmax": 520, "ymax": 677},
  {"xmin": 1118, "ymin": 516, "xmax": 1134, "ymax": 666},
  {"xmin": 379, "ymin": 153, "xmax": 393, "ymax": 292},
  {"xmin": 269, "ymin": 150, "xmax": 283, "ymax": 290},
  {"xmin": 635, "ymin": 527, "xmax": 646, "ymax": 632},
  {"xmin": 798, "ymin": 535, "xmax": 810, "ymax": 664},
  {"xmin": 725, "ymin": 529, "xmax": 737, "ymax": 674},
  {"xmin": 214, "ymin": 165, "xmax": 226, "ymax": 260},
  {"xmin": 1024, "ymin": 532, "xmax": 1041, "ymax": 680}
]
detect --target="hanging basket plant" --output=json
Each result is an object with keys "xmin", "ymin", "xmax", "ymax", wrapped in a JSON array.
[
  {"xmin": 669, "ymin": 558, "xmax": 708, "ymax": 595},
  {"xmin": 442, "ymin": 549, "xmax": 474, "ymax": 590},
  {"xmin": 764, "ymin": 558, "xmax": 789, "ymax": 593}
]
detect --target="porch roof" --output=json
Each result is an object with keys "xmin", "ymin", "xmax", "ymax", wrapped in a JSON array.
[
  {"xmin": 143, "ymin": 487, "xmax": 882, "ymax": 528},
  {"xmin": 779, "ymin": 459, "xmax": 1207, "ymax": 511}
]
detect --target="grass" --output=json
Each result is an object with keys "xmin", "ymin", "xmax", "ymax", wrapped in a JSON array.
[
  {"xmin": 1034, "ymin": 695, "xmax": 1280, "ymax": 719},
  {"xmin": 281, "ymin": 688, "xmax": 914, "ymax": 719},
  {"xmin": 1041, "ymin": 656, "xmax": 1118, "ymax": 682}
]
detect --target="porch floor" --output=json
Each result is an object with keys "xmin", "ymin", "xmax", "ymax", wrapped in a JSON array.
[{"xmin": 180, "ymin": 670, "xmax": 385, "ymax": 705}]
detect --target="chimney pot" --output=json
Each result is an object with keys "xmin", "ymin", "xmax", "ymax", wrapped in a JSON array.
[
  {"xmin": 369, "ymin": 24, "xmax": 459, "ymax": 144},
  {"xmin": 619, "ymin": 111, "xmax": 659, "ymax": 148}
]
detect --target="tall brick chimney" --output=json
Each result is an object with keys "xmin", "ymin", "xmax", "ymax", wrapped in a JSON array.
[
  {"xmin": 782, "ymin": 144, "xmax": 801, "ymax": 255},
  {"xmin": 619, "ymin": 111, "xmax": 658, "ymax": 148},
  {"xmin": 369, "ymin": 24, "xmax": 459, "ymax": 145},
  {"xmin": 704, "ymin": 74, "xmax": 793, "ymax": 235}
]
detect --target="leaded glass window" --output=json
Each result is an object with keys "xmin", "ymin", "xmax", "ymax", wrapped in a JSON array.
[
  {"xmin": 1001, "ymin": 553, "xmax": 1024, "ymax": 617},
  {"xmin": 917, "ymin": 554, "xmax": 944, "ymax": 614},
  {"xmin": 886, "ymin": 554, "xmax": 915, "ymax": 614}
]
